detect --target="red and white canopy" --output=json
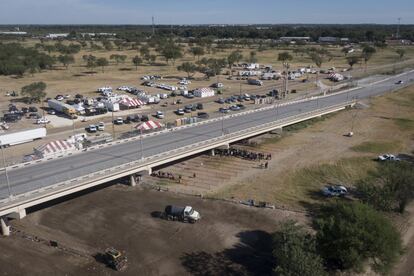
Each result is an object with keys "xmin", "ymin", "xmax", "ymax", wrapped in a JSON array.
[
  {"xmin": 119, "ymin": 97, "xmax": 145, "ymax": 107},
  {"xmin": 135, "ymin": 120, "xmax": 163, "ymax": 131},
  {"xmin": 35, "ymin": 140, "xmax": 75, "ymax": 156}
]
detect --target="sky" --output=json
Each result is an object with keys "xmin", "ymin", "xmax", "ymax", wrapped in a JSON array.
[{"xmin": 0, "ymin": 0, "xmax": 413, "ymax": 25}]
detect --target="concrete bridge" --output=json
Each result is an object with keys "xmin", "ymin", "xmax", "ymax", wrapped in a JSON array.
[{"xmin": 0, "ymin": 70, "xmax": 413, "ymax": 235}]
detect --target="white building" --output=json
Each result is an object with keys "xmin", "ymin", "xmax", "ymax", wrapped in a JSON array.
[
  {"xmin": 193, "ymin": 88, "xmax": 215, "ymax": 98},
  {"xmin": 45, "ymin": 33, "xmax": 69, "ymax": 39}
]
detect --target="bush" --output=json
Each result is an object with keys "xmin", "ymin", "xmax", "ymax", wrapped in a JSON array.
[
  {"xmin": 273, "ymin": 221, "xmax": 326, "ymax": 276},
  {"xmin": 316, "ymin": 201, "xmax": 402, "ymax": 274},
  {"xmin": 357, "ymin": 162, "xmax": 414, "ymax": 213}
]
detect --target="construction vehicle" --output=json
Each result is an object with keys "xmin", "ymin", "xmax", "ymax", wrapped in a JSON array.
[
  {"xmin": 162, "ymin": 205, "xmax": 201, "ymax": 223},
  {"xmin": 104, "ymin": 248, "xmax": 127, "ymax": 271}
]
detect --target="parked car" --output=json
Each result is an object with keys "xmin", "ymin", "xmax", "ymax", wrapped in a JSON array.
[
  {"xmin": 21, "ymin": 107, "xmax": 29, "ymax": 114},
  {"xmin": 197, "ymin": 112, "xmax": 209, "ymax": 119},
  {"xmin": 87, "ymin": 124, "xmax": 97, "ymax": 132},
  {"xmin": 230, "ymin": 105, "xmax": 241, "ymax": 111},
  {"xmin": 196, "ymin": 103, "xmax": 203, "ymax": 110},
  {"xmin": 175, "ymin": 109, "xmax": 185, "ymax": 115},
  {"xmin": 155, "ymin": 111, "xmax": 164, "ymax": 119},
  {"xmin": 141, "ymin": 115, "xmax": 149, "ymax": 122},
  {"xmin": 29, "ymin": 106, "xmax": 38, "ymax": 112},
  {"xmin": 322, "ymin": 185, "xmax": 348, "ymax": 197},
  {"xmin": 97, "ymin": 122, "xmax": 105, "ymax": 131},
  {"xmin": 237, "ymin": 104, "xmax": 246, "ymax": 110},
  {"xmin": 36, "ymin": 117, "xmax": 50, "ymax": 124},
  {"xmin": 114, "ymin": 117, "xmax": 123, "ymax": 125},
  {"xmin": 55, "ymin": 95, "xmax": 64, "ymax": 101},
  {"xmin": 395, "ymin": 80, "xmax": 404, "ymax": 85},
  {"xmin": 211, "ymin": 82, "xmax": 224, "ymax": 88},
  {"xmin": 216, "ymin": 98, "xmax": 225, "ymax": 104},
  {"xmin": 377, "ymin": 154, "xmax": 400, "ymax": 162},
  {"xmin": 219, "ymin": 107, "xmax": 230, "ymax": 113}
]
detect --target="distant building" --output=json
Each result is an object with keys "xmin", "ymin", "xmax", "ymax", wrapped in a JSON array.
[
  {"xmin": 386, "ymin": 39, "xmax": 412, "ymax": 45},
  {"xmin": 280, "ymin": 37, "xmax": 311, "ymax": 42},
  {"xmin": 45, "ymin": 33, "xmax": 69, "ymax": 39},
  {"xmin": 0, "ymin": 31, "xmax": 27, "ymax": 35},
  {"xmin": 80, "ymin": 33, "xmax": 117, "ymax": 37},
  {"xmin": 318, "ymin": 37, "xmax": 350, "ymax": 43}
]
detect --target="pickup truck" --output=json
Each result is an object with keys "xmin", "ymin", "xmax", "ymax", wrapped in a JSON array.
[
  {"xmin": 377, "ymin": 154, "xmax": 400, "ymax": 162},
  {"xmin": 162, "ymin": 205, "xmax": 201, "ymax": 223}
]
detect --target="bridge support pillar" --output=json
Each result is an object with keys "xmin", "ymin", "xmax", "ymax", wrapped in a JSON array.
[
  {"xmin": 210, "ymin": 149, "xmax": 215, "ymax": 156},
  {"xmin": 1, "ymin": 217, "xmax": 10, "ymax": 236},
  {"xmin": 8, "ymin": 209, "xmax": 26, "ymax": 220},
  {"xmin": 270, "ymin": 127, "xmax": 283, "ymax": 135},
  {"xmin": 130, "ymin": 175, "xmax": 137, "ymax": 187}
]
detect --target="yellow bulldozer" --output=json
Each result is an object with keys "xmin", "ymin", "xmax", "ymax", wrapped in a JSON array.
[{"xmin": 104, "ymin": 248, "xmax": 127, "ymax": 271}]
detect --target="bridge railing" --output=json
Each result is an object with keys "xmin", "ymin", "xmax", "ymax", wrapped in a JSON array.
[{"xmin": 0, "ymin": 100, "xmax": 354, "ymax": 209}]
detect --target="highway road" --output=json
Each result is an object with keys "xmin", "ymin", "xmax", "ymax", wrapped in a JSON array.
[{"xmin": 1, "ymin": 71, "xmax": 413, "ymax": 200}]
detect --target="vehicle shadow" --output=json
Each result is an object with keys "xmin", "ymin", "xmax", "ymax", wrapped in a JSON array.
[{"xmin": 180, "ymin": 230, "xmax": 274, "ymax": 276}]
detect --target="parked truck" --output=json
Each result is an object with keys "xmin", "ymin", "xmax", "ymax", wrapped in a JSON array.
[
  {"xmin": 247, "ymin": 79, "xmax": 263, "ymax": 86},
  {"xmin": 162, "ymin": 205, "xmax": 201, "ymax": 223},
  {"xmin": 48, "ymin": 99, "xmax": 77, "ymax": 118},
  {"xmin": 0, "ymin": 128, "xmax": 46, "ymax": 147}
]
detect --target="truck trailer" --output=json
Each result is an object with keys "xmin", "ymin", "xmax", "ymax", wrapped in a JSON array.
[
  {"xmin": 48, "ymin": 99, "xmax": 77, "ymax": 118},
  {"xmin": 0, "ymin": 128, "xmax": 47, "ymax": 147}
]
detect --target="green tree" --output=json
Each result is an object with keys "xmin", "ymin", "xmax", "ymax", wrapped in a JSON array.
[
  {"xmin": 110, "ymin": 54, "xmax": 126, "ymax": 65},
  {"xmin": 249, "ymin": 51, "xmax": 258, "ymax": 63},
  {"xmin": 57, "ymin": 54, "xmax": 75, "ymax": 69},
  {"xmin": 362, "ymin": 45, "xmax": 376, "ymax": 69},
  {"xmin": 132, "ymin": 55, "xmax": 143, "ymax": 70},
  {"xmin": 139, "ymin": 45, "xmax": 150, "ymax": 57},
  {"xmin": 273, "ymin": 221, "xmax": 326, "ymax": 276},
  {"xmin": 102, "ymin": 40, "xmax": 113, "ymax": 51},
  {"xmin": 358, "ymin": 162, "xmax": 414, "ymax": 213},
  {"xmin": 21, "ymin": 82, "xmax": 47, "ymax": 103},
  {"xmin": 346, "ymin": 56, "xmax": 360, "ymax": 69},
  {"xmin": 396, "ymin": 48, "xmax": 406, "ymax": 61},
  {"xmin": 227, "ymin": 50, "xmax": 243, "ymax": 74},
  {"xmin": 161, "ymin": 43, "xmax": 183, "ymax": 65},
  {"xmin": 190, "ymin": 46, "xmax": 205, "ymax": 60},
  {"xmin": 278, "ymin": 52, "xmax": 293, "ymax": 64},
  {"xmin": 316, "ymin": 202, "xmax": 402, "ymax": 274},
  {"xmin": 96, "ymin": 57, "xmax": 109, "ymax": 73},
  {"xmin": 177, "ymin": 62, "xmax": 197, "ymax": 79}
]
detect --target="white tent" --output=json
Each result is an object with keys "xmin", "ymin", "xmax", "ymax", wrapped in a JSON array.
[
  {"xmin": 34, "ymin": 140, "xmax": 77, "ymax": 158},
  {"xmin": 193, "ymin": 88, "xmax": 215, "ymax": 98}
]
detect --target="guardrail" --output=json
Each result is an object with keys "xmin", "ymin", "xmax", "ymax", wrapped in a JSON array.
[{"xmin": 0, "ymin": 101, "xmax": 354, "ymax": 214}]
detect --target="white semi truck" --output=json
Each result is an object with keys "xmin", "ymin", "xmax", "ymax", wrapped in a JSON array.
[
  {"xmin": 162, "ymin": 205, "xmax": 201, "ymax": 223},
  {"xmin": 0, "ymin": 128, "xmax": 47, "ymax": 147}
]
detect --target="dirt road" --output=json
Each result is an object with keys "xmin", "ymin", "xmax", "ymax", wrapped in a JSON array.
[{"xmin": 0, "ymin": 186, "xmax": 306, "ymax": 275}]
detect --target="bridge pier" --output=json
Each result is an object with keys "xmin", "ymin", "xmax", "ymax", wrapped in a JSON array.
[
  {"xmin": 129, "ymin": 168, "xmax": 152, "ymax": 186},
  {"xmin": 269, "ymin": 127, "xmax": 283, "ymax": 135},
  {"xmin": 1, "ymin": 217, "xmax": 10, "ymax": 236},
  {"xmin": 8, "ymin": 209, "xmax": 26, "ymax": 220}
]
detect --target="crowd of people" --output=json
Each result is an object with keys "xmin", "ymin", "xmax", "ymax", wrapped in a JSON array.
[{"xmin": 213, "ymin": 148, "xmax": 272, "ymax": 161}]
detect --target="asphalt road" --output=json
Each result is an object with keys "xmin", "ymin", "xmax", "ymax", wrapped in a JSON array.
[{"xmin": 1, "ymin": 71, "xmax": 413, "ymax": 200}]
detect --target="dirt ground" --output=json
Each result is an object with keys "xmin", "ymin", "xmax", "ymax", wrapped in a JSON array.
[{"xmin": 0, "ymin": 187, "xmax": 307, "ymax": 275}]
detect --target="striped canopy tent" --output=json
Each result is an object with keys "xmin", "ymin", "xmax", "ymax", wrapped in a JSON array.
[
  {"xmin": 135, "ymin": 120, "xmax": 164, "ymax": 131},
  {"xmin": 34, "ymin": 140, "xmax": 76, "ymax": 158},
  {"xmin": 119, "ymin": 97, "xmax": 145, "ymax": 108}
]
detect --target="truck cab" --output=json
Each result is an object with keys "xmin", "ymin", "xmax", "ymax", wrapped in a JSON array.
[{"xmin": 164, "ymin": 205, "xmax": 201, "ymax": 223}]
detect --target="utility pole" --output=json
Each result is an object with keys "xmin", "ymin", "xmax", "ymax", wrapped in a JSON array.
[
  {"xmin": 152, "ymin": 16, "xmax": 155, "ymax": 37},
  {"xmin": 111, "ymin": 110, "xmax": 115, "ymax": 139},
  {"xmin": 139, "ymin": 128, "xmax": 144, "ymax": 160},
  {"xmin": 396, "ymin": 18, "xmax": 401, "ymax": 39},
  {"xmin": 0, "ymin": 141, "xmax": 12, "ymax": 198}
]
